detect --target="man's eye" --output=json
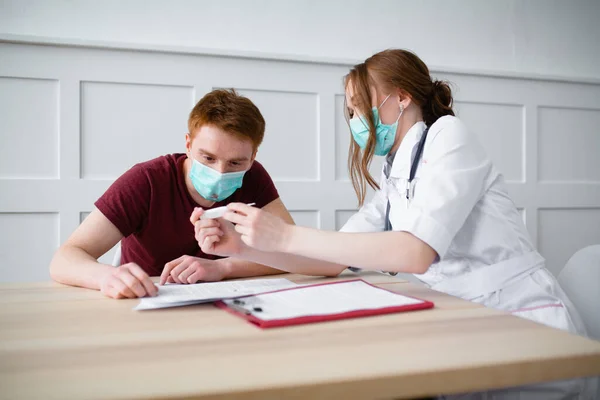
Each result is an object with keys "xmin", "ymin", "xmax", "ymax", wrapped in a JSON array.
[
  {"xmin": 230, "ymin": 161, "xmax": 240, "ymax": 166},
  {"xmin": 204, "ymin": 156, "xmax": 214, "ymax": 161}
]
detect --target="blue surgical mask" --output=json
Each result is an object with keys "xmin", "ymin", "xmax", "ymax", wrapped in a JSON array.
[
  {"xmin": 349, "ymin": 94, "xmax": 403, "ymax": 156},
  {"xmin": 189, "ymin": 158, "xmax": 247, "ymax": 202}
]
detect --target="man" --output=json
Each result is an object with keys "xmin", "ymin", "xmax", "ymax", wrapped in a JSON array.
[{"xmin": 50, "ymin": 89, "xmax": 292, "ymax": 299}]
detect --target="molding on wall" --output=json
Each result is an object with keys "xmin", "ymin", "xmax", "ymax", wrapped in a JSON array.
[{"xmin": 2, "ymin": 33, "xmax": 600, "ymax": 85}]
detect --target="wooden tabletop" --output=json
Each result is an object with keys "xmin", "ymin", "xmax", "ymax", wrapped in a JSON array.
[{"xmin": 1, "ymin": 270, "xmax": 599, "ymax": 400}]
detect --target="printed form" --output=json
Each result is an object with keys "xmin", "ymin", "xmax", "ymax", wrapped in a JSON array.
[{"xmin": 135, "ymin": 278, "xmax": 296, "ymax": 310}]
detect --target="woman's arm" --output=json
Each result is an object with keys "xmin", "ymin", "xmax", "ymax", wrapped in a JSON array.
[
  {"xmin": 224, "ymin": 203, "xmax": 436, "ymax": 274},
  {"xmin": 219, "ymin": 198, "xmax": 296, "ymax": 278},
  {"xmin": 192, "ymin": 204, "xmax": 348, "ymax": 277}
]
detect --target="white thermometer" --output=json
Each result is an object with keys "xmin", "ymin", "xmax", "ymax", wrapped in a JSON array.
[{"xmin": 200, "ymin": 203, "xmax": 255, "ymax": 220}]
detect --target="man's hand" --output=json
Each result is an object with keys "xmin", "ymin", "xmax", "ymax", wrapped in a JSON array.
[
  {"xmin": 100, "ymin": 263, "xmax": 158, "ymax": 299},
  {"xmin": 191, "ymin": 207, "xmax": 245, "ymax": 257},
  {"xmin": 160, "ymin": 256, "xmax": 227, "ymax": 285}
]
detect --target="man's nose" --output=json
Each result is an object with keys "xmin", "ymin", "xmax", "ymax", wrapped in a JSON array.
[{"xmin": 215, "ymin": 162, "xmax": 227, "ymax": 174}]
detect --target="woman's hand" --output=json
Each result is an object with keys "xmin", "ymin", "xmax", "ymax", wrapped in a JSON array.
[{"xmin": 222, "ymin": 203, "xmax": 293, "ymax": 253}]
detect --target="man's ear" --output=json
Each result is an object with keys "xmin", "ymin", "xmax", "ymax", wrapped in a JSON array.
[
  {"xmin": 185, "ymin": 133, "xmax": 192, "ymax": 157},
  {"xmin": 250, "ymin": 149, "xmax": 257, "ymax": 165}
]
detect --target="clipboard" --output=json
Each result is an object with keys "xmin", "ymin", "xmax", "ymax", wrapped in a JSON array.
[{"xmin": 215, "ymin": 279, "xmax": 434, "ymax": 328}]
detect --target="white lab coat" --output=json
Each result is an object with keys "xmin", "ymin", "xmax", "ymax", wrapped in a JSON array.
[{"xmin": 341, "ymin": 116, "xmax": 597, "ymax": 399}]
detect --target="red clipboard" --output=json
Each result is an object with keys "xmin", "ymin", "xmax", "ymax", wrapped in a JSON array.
[{"xmin": 215, "ymin": 279, "xmax": 434, "ymax": 329}]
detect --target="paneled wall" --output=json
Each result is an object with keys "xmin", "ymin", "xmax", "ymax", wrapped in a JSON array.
[{"xmin": 1, "ymin": 41, "xmax": 599, "ymax": 282}]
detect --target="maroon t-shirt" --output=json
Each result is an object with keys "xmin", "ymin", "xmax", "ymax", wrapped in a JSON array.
[{"xmin": 95, "ymin": 153, "xmax": 279, "ymax": 276}]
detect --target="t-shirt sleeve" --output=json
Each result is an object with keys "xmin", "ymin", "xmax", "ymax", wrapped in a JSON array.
[
  {"xmin": 248, "ymin": 161, "xmax": 279, "ymax": 208},
  {"xmin": 94, "ymin": 164, "xmax": 151, "ymax": 237}
]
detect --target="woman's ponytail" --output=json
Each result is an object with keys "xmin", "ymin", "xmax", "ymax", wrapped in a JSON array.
[{"xmin": 423, "ymin": 80, "xmax": 454, "ymax": 126}]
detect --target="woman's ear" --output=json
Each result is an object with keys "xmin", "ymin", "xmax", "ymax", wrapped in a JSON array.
[{"xmin": 396, "ymin": 89, "xmax": 413, "ymax": 110}]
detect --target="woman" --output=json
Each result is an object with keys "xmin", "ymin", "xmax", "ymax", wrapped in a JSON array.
[{"xmin": 192, "ymin": 50, "xmax": 594, "ymax": 399}]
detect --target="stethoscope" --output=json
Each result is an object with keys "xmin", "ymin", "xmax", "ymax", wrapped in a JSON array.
[
  {"xmin": 382, "ymin": 125, "xmax": 430, "ymax": 276},
  {"xmin": 384, "ymin": 125, "xmax": 430, "ymax": 230},
  {"xmin": 406, "ymin": 125, "xmax": 430, "ymax": 203}
]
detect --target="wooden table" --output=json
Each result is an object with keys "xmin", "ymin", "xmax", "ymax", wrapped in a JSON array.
[{"xmin": 1, "ymin": 271, "xmax": 599, "ymax": 399}]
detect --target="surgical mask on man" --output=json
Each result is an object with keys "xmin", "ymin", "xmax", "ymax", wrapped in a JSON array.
[{"xmin": 189, "ymin": 158, "xmax": 246, "ymax": 202}]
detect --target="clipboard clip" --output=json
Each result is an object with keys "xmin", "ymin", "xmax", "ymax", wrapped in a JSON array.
[{"xmin": 227, "ymin": 299, "xmax": 263, "ymax": 314}]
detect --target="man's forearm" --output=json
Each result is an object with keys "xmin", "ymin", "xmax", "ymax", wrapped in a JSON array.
[{"xmin": 49, "ymin": 245, "xmax": 113, "ymax": 290}]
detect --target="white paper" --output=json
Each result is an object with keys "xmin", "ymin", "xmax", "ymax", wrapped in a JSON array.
[
  {"xmin": 135, "ymin": 278, "xmax": 296, "ymax": 311},
  {"xmin": 222, "ymin": 280, "xmax": 424, "ymax": 321}
]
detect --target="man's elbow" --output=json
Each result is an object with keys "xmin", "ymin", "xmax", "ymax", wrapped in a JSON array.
[
  {"xmin": 49, "ymin": 245, "xmax": 70, "ymax": 283},
  {"xmin": 49, "ymin": 249, "xmax": 61, "ymax": 282}
]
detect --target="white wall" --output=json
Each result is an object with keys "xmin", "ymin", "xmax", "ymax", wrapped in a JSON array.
[
  {"xmin": 1, "ymin": 41, "xmax": 600, "ymax": 283},
  {"xmin": 1, "ymin": 1, "xmax": 599, "ymax": 283},
  {"xmin": 1, "ymin": 0, "xmax": 600, "ymax": 80}
]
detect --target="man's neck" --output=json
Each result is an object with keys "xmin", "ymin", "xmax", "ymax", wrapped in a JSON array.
[{"xmin": 182, "ymin": 157, "xmax": 216, "ymax": 208}]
